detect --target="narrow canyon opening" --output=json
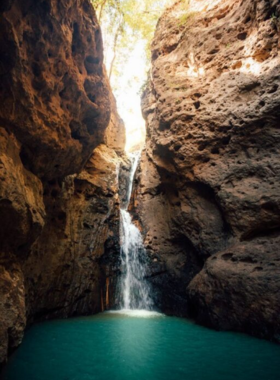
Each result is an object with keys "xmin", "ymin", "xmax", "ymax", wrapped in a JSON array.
[{"xmin": 0, "ymin": 0, "xmax": 280, "ymax": 379}]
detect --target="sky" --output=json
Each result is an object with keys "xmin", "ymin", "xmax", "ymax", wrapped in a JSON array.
[
  {"xmin": 98, "ymin": 0, "xmax": 175, "ymax": 152},
  {"xmin": 103, "ymin": 32, "xmax": 147, "ymax": 152},
  {"xmin": 111, "ymin": 40, "xmax": 147, "ymax": 152}
]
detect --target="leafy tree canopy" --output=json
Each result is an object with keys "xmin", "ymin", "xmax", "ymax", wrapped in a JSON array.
[{"xmin": 91, "ymin": 0, "xmax": 174, "ymax": 86}]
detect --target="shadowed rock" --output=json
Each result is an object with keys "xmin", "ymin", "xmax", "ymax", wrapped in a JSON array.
[
  {"xmin": 0, "ymin": 0, "xmax": 125, "ymax": 365},
  {"xmin": 135, "ymin": 0, "xmax": 280, "ymax": 339}
]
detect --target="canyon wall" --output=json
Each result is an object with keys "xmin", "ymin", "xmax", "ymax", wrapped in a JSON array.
[
  {"xmin": 136, "ymin": 0, "xmax": 280, "ymax": 340},
  {"xmin": 0, "ymin": 0, "xmax": 124, "ymax": 365}
]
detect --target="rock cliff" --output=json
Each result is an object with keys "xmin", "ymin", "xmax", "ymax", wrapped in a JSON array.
[
  {"xmin": 0, "ymin": 0, "xmax": 125, "ymax": 365},
  {"xmin": 136, "ymin": 0, "xmax": 280, "ymax": 340}
]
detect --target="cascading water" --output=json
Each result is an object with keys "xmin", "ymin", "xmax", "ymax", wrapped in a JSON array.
[{"xmin": 119, "ymin": 152, "xmax": 153, "ymax": 310}]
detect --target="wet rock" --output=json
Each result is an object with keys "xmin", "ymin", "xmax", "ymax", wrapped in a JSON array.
[
  {"xmin": 0, "ymin": 261, "xmax": 26, "ymax": 366},
  {"xmin": 119, "ymin": 157, "xmax": 133, "ymax": 209}
]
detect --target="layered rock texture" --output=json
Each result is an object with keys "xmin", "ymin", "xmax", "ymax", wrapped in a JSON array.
[
  {"xmin": 136, "ymin": 0, "xmax": 280, "ymax": 340},
  {"xmin": 0, "ymin": 0, "xmax": 124, "ymax": 365}
]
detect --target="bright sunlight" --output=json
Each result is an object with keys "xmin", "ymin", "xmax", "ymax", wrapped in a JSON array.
[{"xmin": 92, "ymin": 0, "xmax": 174, "ymax": 151}]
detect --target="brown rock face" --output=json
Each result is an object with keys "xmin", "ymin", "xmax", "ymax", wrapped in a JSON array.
[
  {"xmin": 188, "ymin": 235, "xmax": 280, "ymax": 340},
  {"xmin": 0, "ymin": 0, "xmax": 110, "ymax": 180},
  {"xmin": 23, "ymin": 144, "xmax": 121, "ymax": 322},
  {"xmin": 105, "ymin": 94, "xmax": 126, "ymax": 155},
  {"xmin": 136, "ymin": 0, "xmax": 280, "ymax": 339},
  {"xmin": 0, "ymin": 128, "xmax": 45, "ymax": 254},
  {"xmin": 0, "ymin": 262, "xmax": 25, "ymax": 364},
  {"xmin": 0, "ymin": 0, "xmax": 125, "ymax": 365}
]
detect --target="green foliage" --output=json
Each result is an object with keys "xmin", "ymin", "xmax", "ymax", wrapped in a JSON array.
[
  {"xmin": 137, "ymin": 77, "xmax": 149, "ymax": 96},
  {"xmin": 178, "ymin": 11, "xmax": 196, "ymax": 27},
  {"xmin": 271, "ymin": 13, "xmax": 280, "ymax": 28},
  {"xmin": 90, "ymin": 0, "xmax": 174, "ymax": 85},
  {"xmin": 175, "ymin": 0, "xmax": 197, "ymax": 28}
]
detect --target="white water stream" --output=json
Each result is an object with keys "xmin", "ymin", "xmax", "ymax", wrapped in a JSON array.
[{"xmin": 119, "ymin": 152, "xmax": 153, "ymax": 310}]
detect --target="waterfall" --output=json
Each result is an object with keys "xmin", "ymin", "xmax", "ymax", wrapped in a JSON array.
[{"xmin": 119, "ymin": 152, "xmax": 153, "ymax": 310}]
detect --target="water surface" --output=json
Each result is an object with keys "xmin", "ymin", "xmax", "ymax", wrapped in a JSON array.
[{"xmin": 2, "ymin": 311, "xmax": 280, "ymax": 380}]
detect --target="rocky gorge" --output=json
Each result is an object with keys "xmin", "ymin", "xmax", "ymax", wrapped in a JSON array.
[{"xmin": 0, "ymin": 0, "xmax": 280, "ymax": 369}]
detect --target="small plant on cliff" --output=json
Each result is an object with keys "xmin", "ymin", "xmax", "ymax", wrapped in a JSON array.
[
  {"xmin": 271, "ymin": 13, "xmax": 280, "ymax": 29},
  {"xmin": 178, "ymin": 10, "xmax": 197, "ymax": 27},
  {"xmin": 138, "ymin": 77, "xmax": 149, "ymax": 96},
  {"xmin": 176, "ymin": 1, "xmax": 197, "ymax": 29}
]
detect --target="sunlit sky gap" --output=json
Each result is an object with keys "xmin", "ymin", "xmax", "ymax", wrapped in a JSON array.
[
  {"xmin": 108, "ymin": 40, "xmax": 147, "ymax": 152},
  {"xmin": 96, "ymin": 0, "xmax": 174, "ymax": 151}
]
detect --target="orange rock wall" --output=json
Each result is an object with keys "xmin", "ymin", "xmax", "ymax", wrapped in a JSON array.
[{"xmin": 0, "ymin": 0, "xmax": 125, "ymax": 365}]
